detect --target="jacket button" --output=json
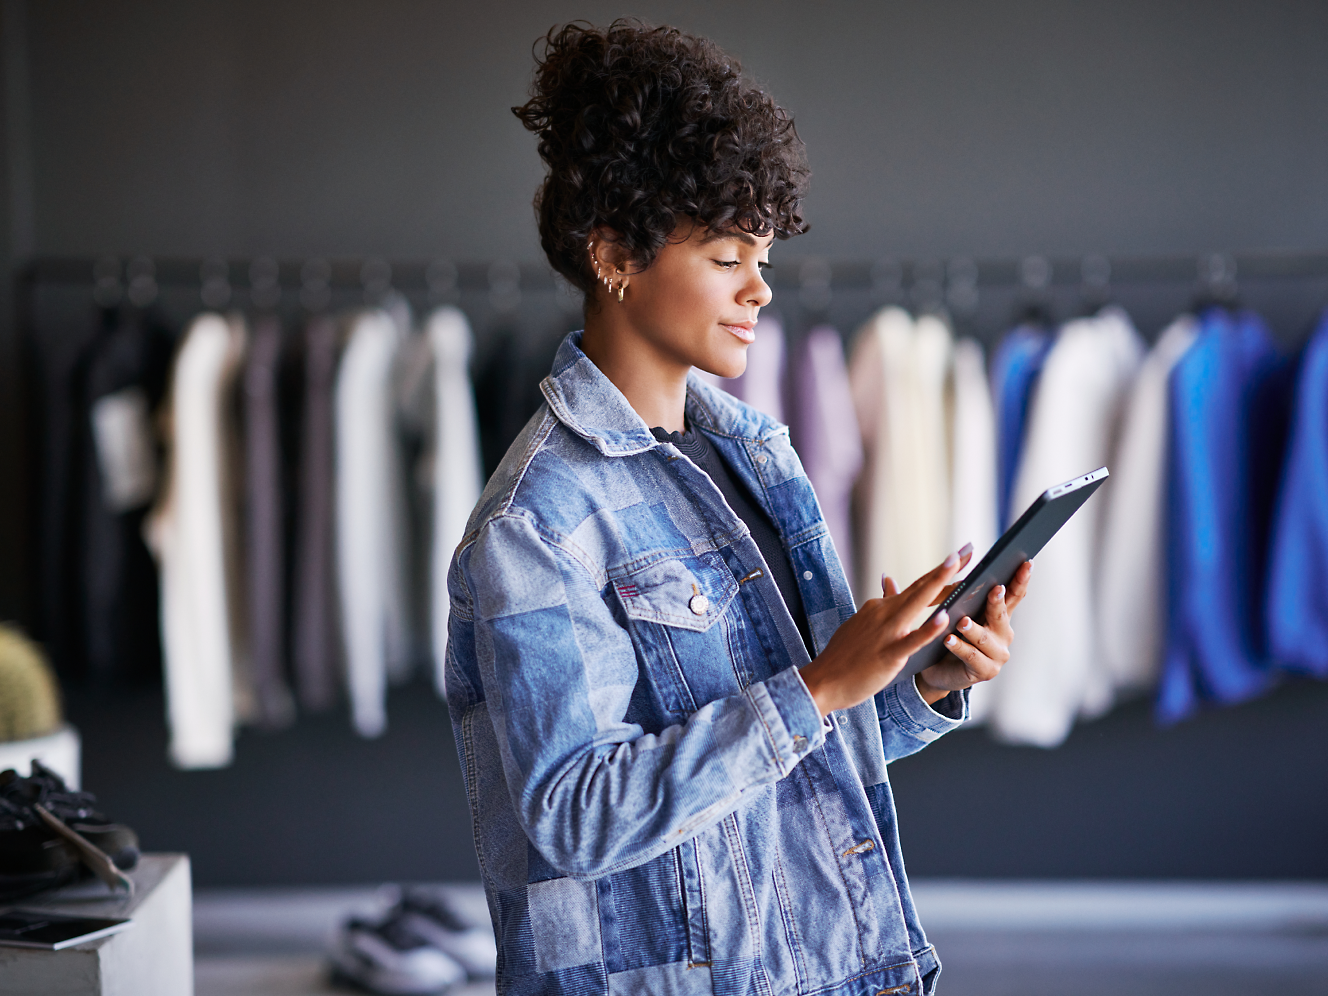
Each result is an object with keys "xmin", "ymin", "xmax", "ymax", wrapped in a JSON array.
[
  {"xmin": 756, "ymin": 454, "xmax": 768, "ymax": 464},
  {"xmin": 802, "ymin": 570, "xmax": 813, "ymax": 580},
  {"xmin": 689, "ymin": 594, "xmax": 709, "ymax": 615}
]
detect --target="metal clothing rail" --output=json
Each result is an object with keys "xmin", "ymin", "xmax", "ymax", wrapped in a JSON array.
[
  {"xmin": 19, "ymin": 250, "xmax": 1328, "ymax": 344},
  {"xmin": 22, "ymin": 248, "xmax": 1328, "ymax": 296}
]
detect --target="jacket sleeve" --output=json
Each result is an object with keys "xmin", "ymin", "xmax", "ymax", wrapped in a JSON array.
[
  {"xmin": 875, "ymin": 680, "xmax": 968, "ymax": 763},
  {"xmin": 462, "ymin": 511, "xmax": 827, "ymax": 880}
]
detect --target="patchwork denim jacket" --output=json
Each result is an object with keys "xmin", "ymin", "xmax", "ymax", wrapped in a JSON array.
[{"xmin": 446, "ymin": 332, "xmax": 967, "ymax": 996}]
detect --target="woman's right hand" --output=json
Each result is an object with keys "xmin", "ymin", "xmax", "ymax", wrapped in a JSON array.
[{"xmin": 799, "ymin": 546, "xmax": 972, "ymax": 717}]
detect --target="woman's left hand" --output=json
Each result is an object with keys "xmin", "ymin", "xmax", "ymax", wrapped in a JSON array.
[{"xmin": 914, "ymin": 560, "xmax": 1033, "ymax": 704}]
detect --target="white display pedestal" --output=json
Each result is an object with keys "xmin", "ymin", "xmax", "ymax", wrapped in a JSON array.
[{"xmin": 0, "ymin": 853, "xmax": 192, "ymax": 996}]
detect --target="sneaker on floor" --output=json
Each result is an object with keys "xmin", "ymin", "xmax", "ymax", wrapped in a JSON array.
[
  {"xmin": 330, "ymin": 912, "xmax": 466, "ymax": 995},
  {"xmin": 399, "ymin": 887, "xmax": 498, "ymax": 979}
]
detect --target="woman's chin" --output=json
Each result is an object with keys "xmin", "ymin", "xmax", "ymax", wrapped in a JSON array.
[{"xmin": 694, "ymin": 344, "xmax": 749, "ymax": 380}]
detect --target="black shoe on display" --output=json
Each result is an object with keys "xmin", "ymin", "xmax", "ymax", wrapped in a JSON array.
[
  {"xmin": 0, "ymin": 761, "xmax": 140, "ymax": 901},
  {"xmin": 330, "ymin": 910, "xmax": 466, "ymax": 995},
  {"xmin": 399, "ymin": 887, "xmax": 498, "ymax": 980}
]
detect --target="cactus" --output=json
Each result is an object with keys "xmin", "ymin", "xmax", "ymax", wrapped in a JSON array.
[{"xmin": 0, "ymin": 625, "xmax": 62, "ymax": 743}]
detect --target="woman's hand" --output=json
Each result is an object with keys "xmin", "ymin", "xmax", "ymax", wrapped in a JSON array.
[
  {"xmin": 800, "ymin": 546, "xmax": 974, "ymax": 717},
  {"xmin": 914, "ymin": 560, "xmax": 1034, "ymax": 704}
]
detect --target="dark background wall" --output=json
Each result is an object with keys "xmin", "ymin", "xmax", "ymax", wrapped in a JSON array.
[{"xmin": 3, "ymin": 0, "xmax": 1328, "ymax": 886}]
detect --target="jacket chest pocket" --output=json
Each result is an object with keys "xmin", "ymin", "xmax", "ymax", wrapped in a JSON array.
[{"xmin": 612, "ymin": 553, "xmax": 744, "ymax": 720}]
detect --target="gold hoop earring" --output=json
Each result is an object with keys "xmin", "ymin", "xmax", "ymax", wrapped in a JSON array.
[{"xmin": 617, "ymin": 277, "xmax": 627, "ymax": 303}]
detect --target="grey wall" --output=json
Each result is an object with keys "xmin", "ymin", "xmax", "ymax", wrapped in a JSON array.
[
  {"xmin": 20, "ymin": 0, "xmax": 1328, "ymax": 263},
  {"xmin": 6, "ymin": 0, "xmax": 1328, "ymax": 885}
]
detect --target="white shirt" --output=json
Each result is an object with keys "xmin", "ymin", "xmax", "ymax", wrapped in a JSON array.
[
  {"xmin": 335, "ymin": 310, "xmax": 411, "ymax": 738},
  {"xmin": 145, "ymin": 313, "xmax": 249, "ymax": 769},
  {"xmin": 849, "ymin": 307, "xmax": 954, "ymax": 606},
  {"xmin": 1097, "ymin": 315, "xmax": 1198, "ymax": 699},
  {"xmin": 427, "ymin": 306, "xmax": 484, "ymax": 697},
  {"xmin": 985, "ymin": 307, "xmax": 1143, "ymax": 747}
]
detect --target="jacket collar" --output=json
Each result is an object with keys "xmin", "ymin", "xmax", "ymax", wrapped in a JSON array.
[{"xmin": 540, "ymin": 331, "xmax": 782, "ymax": 457}]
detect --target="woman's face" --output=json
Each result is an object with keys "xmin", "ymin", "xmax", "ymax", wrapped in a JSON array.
[{"xmin": 598, "ymin": 223, "xmax": 775, "ymax": 379}]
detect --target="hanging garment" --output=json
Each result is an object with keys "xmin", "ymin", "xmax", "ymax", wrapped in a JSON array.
[
  {"xmin": 1160, "ymin": 309, "xmax": 1294, "ymax": 723},
  {"xmin": 82, "ymin": 306, "xmax": 175, "ymax": 686},
  {"xmin": 787, "ymin": 325, "xmax": 863, "ymax": 588},
  {"xmin": 1266, "ymin": 309, "xmax": 1328, "ymax": 678},
  {"xmin": 947, "ymin": 338, "xmax": 1000, "ymax": 724},
  {"xmin": 849, "ymin": 307, "xmax": 953, "ymax": 602},
  {"xmin": 426, "ymin": 307, "xmax": 483, "ymax": 697},
  {"xmin": 985, "ymin": 308, "xmax": 1143, "ymax": 747},
  {"xmin": 144, "ymin": 313, "xmax": 250, "ymax": 769},
  {"xmin": 241, "ymin": 313, "xmax": 295, "ymax": 728},
  {"xmin": 334, "ymin": 310, "xmax": 411, "ymax": 738},
  {"xmin": 292, "ymin": 315, "xmax": 342, "ymax": 713},
  {"xmin": 948, "ymin": 338, "xmax": 999, "ymax": 566},
  {"xmin": 990, "ymin": 325, "xmax": 1053, "ymax": 528},
  {"xmin": 386, "ymin": 296, "xmax": 432, "ymax": 685},
  {"xmin": 722, "ymin": 314, "xmax": 786, "ymax": 421},
  {"xmin": 1096, "ymin": 316, "xmax": 1198, "ymax": 699}
]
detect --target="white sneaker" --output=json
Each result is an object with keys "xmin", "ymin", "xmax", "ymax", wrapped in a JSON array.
[
  {"xmin": 330, "ymin": 913, "xmax": 466, "ymax": 995},
  {"xmin": 399, "ymin": 888, "xmax": 498, "ymax": 979}
]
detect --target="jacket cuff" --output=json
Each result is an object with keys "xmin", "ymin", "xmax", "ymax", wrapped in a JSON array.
[
  {"xmin": 746, "ymin": 666, "xmax": 826, "ymax": 776},
  {"xmin": 881, "ymin": 675, "xmax": 968, "ymax": 745}
]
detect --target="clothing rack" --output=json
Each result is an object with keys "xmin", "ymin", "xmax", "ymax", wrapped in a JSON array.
[
  {"xmin": 20, "ymin": 249, "xmax": 1328, "ymax": 345},
  {"xmin": 21, "ymin": 248, "xmax": 1328, "ymax": 294}
]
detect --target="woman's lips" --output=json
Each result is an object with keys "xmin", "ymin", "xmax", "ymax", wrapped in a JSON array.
[{"xmin": 721, "ymin": 323, "xmax": 756, "ymax": 344}]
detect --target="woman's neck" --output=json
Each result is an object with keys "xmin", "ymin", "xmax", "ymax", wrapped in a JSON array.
[{"xmin": 580, "ymin": 312, "xmax": 690, "ymax": 434}]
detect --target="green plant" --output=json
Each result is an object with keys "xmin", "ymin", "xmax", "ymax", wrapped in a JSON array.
[{"xmin": 0, "ymin": 625, "xmax": 62, "ymax": 743}]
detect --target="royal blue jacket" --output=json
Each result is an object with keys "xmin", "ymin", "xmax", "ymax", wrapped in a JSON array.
[
  {"xmin": 990, "ymin": 325, "xmax": 1052, "ymax": 528},
  {"xmin": 445, "ymin": 332, "xmax": 967, "ymax": 996},
  {"xmin": 1159, "ymin": 308, "xmax": 1292, "ymax": 723},
  {"xmin": 1266, "ymin": 309, "xmax": 1328, "ymax": 677}
]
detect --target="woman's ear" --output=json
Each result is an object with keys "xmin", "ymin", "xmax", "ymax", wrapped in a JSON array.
[{"xmin": 587, "ymin": 228, "xmax": 633, "ymax": 278}]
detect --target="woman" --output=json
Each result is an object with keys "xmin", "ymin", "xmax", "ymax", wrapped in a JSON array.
[{"xmin": 446, "ymin": 21, "xmax": 1033, "ymax": 996}]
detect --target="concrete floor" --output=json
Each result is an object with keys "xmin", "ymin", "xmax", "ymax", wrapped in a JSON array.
[{"xmin": 193, "ymin": 881, "xmax": 1328, "ymax": 995}]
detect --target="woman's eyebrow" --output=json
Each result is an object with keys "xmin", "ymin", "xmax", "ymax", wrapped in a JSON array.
[{"xmin": 699, "ymin": 230, "xmax": 760, "ymax": 247}]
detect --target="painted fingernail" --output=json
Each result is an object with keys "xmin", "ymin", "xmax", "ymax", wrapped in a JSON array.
[
  {"xmin": 959, "ymin": 617, "xmax": 972, "ymax": 631},
  {"xmin": 945, "ymin": 634, "xmax": 958, "ymax": 646},
  {"xmin": 992, "ymin": 585, "xmax": 1005, "ymax": 598},
  {"xmin": 943, "ymin": 551, "xmax": 959, "ymax": 568},
  {"xmin": 1027, "ymin": 560, "xmax": 1034, "ymax": 572},
  {"xmin": 934, "ymin": 611, "xmax": 949, "ymax": 628},
  {"xmin": 958, "ymin": 542, "xmax": 973, "ymax": 560}
]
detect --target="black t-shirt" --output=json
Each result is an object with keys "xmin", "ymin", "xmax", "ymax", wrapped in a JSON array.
[{"xmin": 651, "ymin": 425, "xmax": 814, "ymax": 657}]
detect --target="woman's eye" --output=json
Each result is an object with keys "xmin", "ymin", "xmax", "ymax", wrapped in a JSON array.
[
  {"xmin": 714, "ymin": 260, "xmax": 739, "ymax": 269},
  {"xmin": 758, "ymin": 260, "xmax": 772, "ymax": 271}
]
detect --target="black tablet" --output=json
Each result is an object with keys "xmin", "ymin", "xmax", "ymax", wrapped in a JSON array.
[
  {"xmin": 0, "ymin": 908, "xmax": 132, "ymax": 950},
  {"xmin": 892, "ymin": 467, "xmax": 1110, "ymax": 688}
]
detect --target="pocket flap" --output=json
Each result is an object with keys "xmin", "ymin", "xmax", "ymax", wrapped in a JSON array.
[{"xmin": 612, "ymin": 554, "xmax": 739, "ymax": 633}]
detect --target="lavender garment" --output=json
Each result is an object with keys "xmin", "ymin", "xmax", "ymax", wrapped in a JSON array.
[
  {"xmin": 788, "ymin": 325, "xmax": 864, "ymax": 588},
  {"xmin": 292, "ymin": 315, "xmax": 341, "ymax": 712},
  {"xmin": 242, "ymin": 314, "xmax": 295, "ymax": 727}
]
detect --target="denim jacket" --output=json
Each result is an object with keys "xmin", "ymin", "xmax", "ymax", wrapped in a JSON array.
[{"xmin": 446, "ymin": 332, "xmax": 967, "ymax": 996}]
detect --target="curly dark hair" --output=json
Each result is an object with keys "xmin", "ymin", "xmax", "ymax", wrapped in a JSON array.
[{"xmin": 512, "ymin": 19, "xmax": 810, "ymax": 295}]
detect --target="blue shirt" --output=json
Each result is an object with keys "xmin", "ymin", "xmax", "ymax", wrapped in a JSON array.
[
  {"xmin": 1265, "ymin": 309, "xmax": 1328, "ymax": 678},
  {"xmin": 1159, "ymin": 308, "xmax": 1292, "ymax": 723},
  {"xmin": 445, "ymin": 332, "xmax": 967, "ymax": 996},
  {"xmin": 990, "ymin": 326, "xmax": 1053, "ymax": 528}
]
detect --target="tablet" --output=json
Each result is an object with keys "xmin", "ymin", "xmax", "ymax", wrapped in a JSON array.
[{"xmin": 891, "ymin": 467, "xmax": 1110, "ymax": 688}]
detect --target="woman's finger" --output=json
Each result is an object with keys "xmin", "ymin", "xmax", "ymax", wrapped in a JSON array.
[
  {"xmin": 985, "ymin": 585, "xmax": 1012, "ymax": 640},
  {"xmin": 941, "ymin": 632, "xmax": 1002, "ymax": 682},
  {"xmin": 881, "ymin": 574, "xmax": 900, "ymax": 598},
  {"xmin": 895, "ymin": 546, "xmax": 971, "ymax": 622},
  {"xmin": 953, "ymin": 615, "xmax": 1010, "ymax": 664},
  {"xmin": 890, "ymin": 609, "xmax": 950, "ymax": 657},
  {"xmin": 1003, "ymin": 560, "xmax": 1033, "ymax": 613}
]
